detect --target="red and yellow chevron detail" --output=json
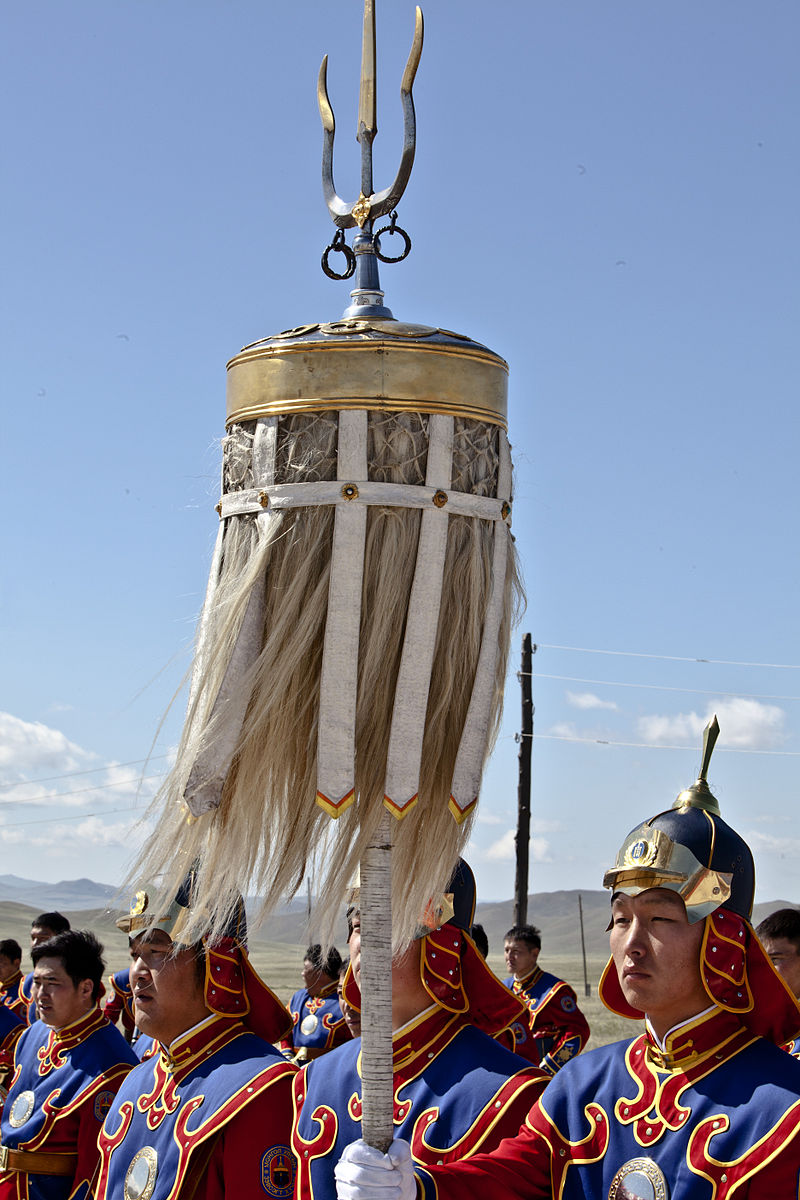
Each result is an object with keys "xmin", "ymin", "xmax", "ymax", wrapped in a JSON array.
[
  {"xmin": 383, "ymin": 792, "xmax": 419, "ymax": 819},
  {"xmin": 448, "ymin": 794, "xmax": 477, "ymax": 824},
  {"xmin": 315, "ymin": 788, "xmax": 355, "ymax": 818}
]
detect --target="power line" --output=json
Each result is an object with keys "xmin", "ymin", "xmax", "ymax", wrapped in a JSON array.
[
  {"xmin": 537, "ymin": 644, "xmax": 800, "ymax": 670},
  {"xmin": 536, "ymin": 733, "xmax": 800, "ymax": 756},
  {"xmin": 0, "ymin": 774, "xmax": 165, "ymax": 805},
  {"xmin": 0, "ymin": 806, "xmax": 140, "ymax": 830},
  {"xmin": 0, "ymin": 754, "xmax": 171, "ymax": 791},
  {"xmin": 535, "ymin": 673, "xmax": 800, "ymax": 702}
]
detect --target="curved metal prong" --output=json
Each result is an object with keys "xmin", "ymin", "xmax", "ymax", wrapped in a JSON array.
[
  {"xmin": 319, "ymin": 7, "xmax": 424, "ymax": 230},
  {"xmin": 319, "ymin": 56, "xmax": 355, "ymax": 225},
  {"xmin": 370, "ymin": 6, "xmax": 423, "ymax": 219}
]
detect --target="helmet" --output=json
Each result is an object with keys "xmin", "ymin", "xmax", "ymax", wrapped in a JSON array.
[
  {"xmin": 117, "ymin": 870, "xmax": 248, "ymax": 945},
  {"xmin": 119, "ymin": 872, "xmax": 289, "ymax": 1043},
  {"xmin": 599, "ymin": 717, "xmax": 800, "ymax": 1044},
  {"xmin": 602, "ymin": 716, "xmax": 754, "ymax": 923}
]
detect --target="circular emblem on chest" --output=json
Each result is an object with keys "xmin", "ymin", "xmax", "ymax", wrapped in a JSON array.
[
  {"xmin": 124, "ymin": 1146, "xmax": 158, "ymax": 1200},
  {"xmin": 608, "ymin": 1158, "xmax": 668, "ymax": 1200},
  {"xmin": 8, "ymin": 1090, "xmax": 35, "ymax": 1128},
  {"xmin": 300, "ymin": 1013, "xmax": 319, "ymax": 1036}
]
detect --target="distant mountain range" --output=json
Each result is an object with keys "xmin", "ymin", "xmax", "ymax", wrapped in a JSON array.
[
  {"xmin": 0, "ymin": 875, "xmax": 794, "ymax": 966},
  {"xmin": 0, "ymin": 874, "xmax": 116, "ymax": 911}
]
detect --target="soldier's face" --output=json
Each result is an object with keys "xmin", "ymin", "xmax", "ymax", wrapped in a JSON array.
[
  {"xmin": 0, "ymin": 954, "xmax": 20, "ymax": 984},
  {"xmin": 32, "ymin": 956, "xmax": 93, "ymax": 1029},
  {"xmin": 30, "ymin": 925, "xmax": 56, "ymax": 952},
  {"xmin": 610, "ymin": 888, "xmax": 708, "ymax": 1039},
  {"xmin": 761, "ymin": 936, "xmax": 800, "ymax": 1000},
  {"xmin": 302, "ymin": 958, "xmax": 329, "ymax": 995},
  {"xmin": 130, "ymin": 929, "xmax": 210, "ymax": 1046},
  {"xmin": 504, "ymin": 939, "xmax": 539, "ymax": 979}
]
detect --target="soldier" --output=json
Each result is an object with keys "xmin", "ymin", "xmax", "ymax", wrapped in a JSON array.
[
  {"xmin": 502, "ymin": 924, "xmax": 590, "ymax": 1073},
  {"xmin": 93, "ymin": 880, "xmax": 297, "ymax": 1200},
  {"xmin": 0, "ymin": 942, "xmax": 25, "ymax": 1020},
  {"xmin": 280, "ymin": 945, "xmax": 349, "ymax": 1063},
  {"xmin": 19, "ymin": 914, "xmax": 71, "ymax": 1024},
  {"xmin": 756, "ymin": 907, "xmax": 800, "ymax": 1057},
  {"xmin": 293, "ymin": 861, "xmax": 546, "ymax": 1200},
  {"xmin": 335, "ymin": 720, "xmax": 800, "ymax": 1199},
  {"xmin": 0, "ymin": 930, "xmax": 136, "ymax": 1200}
]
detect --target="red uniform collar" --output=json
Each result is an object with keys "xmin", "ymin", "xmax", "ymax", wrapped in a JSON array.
[
  {"xmin": 644, "ymin": 1005, "xmax": 753, "ymax": 1072},
  {"xmin": 159, "ymin": 1013, "xmax": 250, "ymax": 1083},
  {"xmin": 44, "ymin": 1004, "xmax": 106, "ymax": 1048},
  {"xmin": 389, "ymin": 1005, "xmax": 470, "ymax": 1084},
  {"xmin": 512, "ymin": 966, "xmax": 542, "ymax": 991}
]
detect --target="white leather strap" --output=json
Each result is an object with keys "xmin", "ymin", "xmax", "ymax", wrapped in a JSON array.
[{"xmin": 316, "ymin": 410, "xmax": 368, "ymax": 817}]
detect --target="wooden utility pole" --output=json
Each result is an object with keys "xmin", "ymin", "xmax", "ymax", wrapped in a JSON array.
[
  {"xmin": 513, "ymin": 635, "xmax": 535, "ymax": 926},
  {"xmin": 578, "ymin": 893, "xmax": 591, "ymax": 997}
]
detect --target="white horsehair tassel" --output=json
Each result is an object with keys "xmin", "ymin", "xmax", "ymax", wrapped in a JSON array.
[
  {"xmin": 383, "ymin": 414, "xmax": 454, "ymax": 818},
  {"xmin": 183, "ymin": 418, "xmax": 278, "ymax": 816},
  {"xmin": 448, "ymin": 433, "xmax": 513, "ymax": 822},
  {"xmin": 315, "ymin": 410, "xmax": 369, "ymax": 817}
]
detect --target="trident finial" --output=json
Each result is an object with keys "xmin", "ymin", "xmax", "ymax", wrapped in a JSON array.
[{"xmin": 319, "ymin": 2, "xmax": 424, "ymax": 316}]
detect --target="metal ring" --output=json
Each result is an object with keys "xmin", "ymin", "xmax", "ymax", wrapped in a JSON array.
[
  {"xmin": 374, "ymin": 223, "xmax": 411, "ymax": 264},
  {"xmin": 321, "ymin": 233, "xmax": 356, "ymax": 280}
]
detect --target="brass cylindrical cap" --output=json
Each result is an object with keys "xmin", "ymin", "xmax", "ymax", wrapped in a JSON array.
[{"xmin": 226, "ymin": 317, "xmax": 508, "ymax": 429}]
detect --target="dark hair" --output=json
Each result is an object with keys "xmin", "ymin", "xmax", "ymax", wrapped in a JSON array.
[
  {"xmin": 470, "ymin": 924, "xmax": 489, "ymax": 958},
  {"xmin": 504, "ymin": 924, "xmax": 542, "ymax": 951},
  {"xmin": 0, "ymin": 939, "xmax": 22, "ymax": 962},
  {"xmin": 305, "ymin": 943, "xmax": 343, "ymax": 978},
  {"xmin": 32, "ymin": 930, "xmax": 105, "ymax": 1001},
  {"xmin": 32, "ymin": 912, "xmax": 71, "ymax": 935},
  {"xmin": 757, "ymin": 908, "xmax": 800, "ymax": 951}
]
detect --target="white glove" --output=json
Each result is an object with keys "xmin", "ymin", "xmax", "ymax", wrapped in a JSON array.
[{"xmin": 335, "ymin": 1138, "xmax": 416, "ymax": 1200}]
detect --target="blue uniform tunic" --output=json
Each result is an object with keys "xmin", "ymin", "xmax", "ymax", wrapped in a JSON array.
[
  {"xmin": 417, "ymin": 1006, "xmax": 800, "ymax": 1199},
  {"xmin": 0, "ymin": 1009, "xmax": 137, "ymax": 1200},
  {"xmin": 292, "ymin": 1004, "xmax": 545, "ymax": 1200},
  {"xmin": 283, "ymin": 983, "xmax": 348, "ymax": 1059},
  {"xmin": 95, "ymin": 1014, "xmax": 296, "ymax": 1200},
  {"xmin": 503, "ymin": 968, "xmax": 589, "ymax": 1073}
]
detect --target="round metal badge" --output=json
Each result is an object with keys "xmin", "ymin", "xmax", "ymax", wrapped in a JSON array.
[
  {"xmin": 608, "ymin": 1158, "xmax": 668, "ymax": 1200},
  {"xmin": 8, "ymin": 1091, "xmax": 35, "ymax": 1128},
  {"xmin": 124, "ymin": 1147, "xmax": 158, "ymax": 1200},
  {"xmin": 300, "ymin": 1013, "xmax": 319, "ymax": 1036}
]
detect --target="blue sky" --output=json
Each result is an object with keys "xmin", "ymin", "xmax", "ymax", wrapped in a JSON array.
[{"xmin": 2, "ymin": 1, "xmax": 798, "ymax": 906}]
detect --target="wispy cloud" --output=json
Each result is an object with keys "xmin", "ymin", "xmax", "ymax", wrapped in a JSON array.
[
  {"xmin": 637, "ymin": 698, "xmax": 786, "ymax": 750},
  {"xmin": 0, "ymin": 815, "xmax": 138, "ymax": 853},
  {"xmin": 744, "ymin": 830, "xmax": 800, "ymax": 858},
  {"xmin": 0, "ymin": 711, "xmax": 164, "ymax": 811},
  {"xmin": 566, "ymin": 691, "xmax": 618, "ymax": 712},
  {"xmin": 0, "ymin": 711, "xmax": 94, "ymax": 775},
  {"xmin": 546, "ymin": 721, "xmax": 580, "ymax": 739},
  {"xmin": 482, "ymin": 829, "xmax": 552, "ymax": 864}
]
